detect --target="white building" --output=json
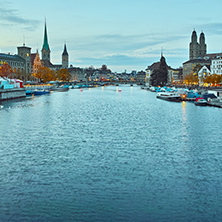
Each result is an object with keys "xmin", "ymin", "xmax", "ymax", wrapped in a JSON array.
[
  {"xmin": 198, "ymin": 65, "xmax": 211, "ymax": 86},
  {"xmin": 210, "ymin": 56, "xmax": 222, "ymax": 75}
]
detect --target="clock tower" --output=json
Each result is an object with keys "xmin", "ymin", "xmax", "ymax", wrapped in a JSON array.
[
  {"xmin": 62, "ymin": 43, "xmax": 69, "ymax": 69},
  {"xmin": 41, "ymin": 20, "xmax": 51, "ymax": 61}
]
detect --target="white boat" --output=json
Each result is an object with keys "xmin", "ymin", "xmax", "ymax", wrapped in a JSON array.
[
  {"xmin": 194, "ymin": 98, "xmax": 208, "ymax": 106},
  {"xmin": 0, "ymin": 105, "xmax": 3, "ymax": 109},
  {"xmin": 156, "ymin": 92, "xmax": 182, "ymax": 102},
  {"xmin": 149, "ymin": 86, "xmax": 156, "ymax": 92}
]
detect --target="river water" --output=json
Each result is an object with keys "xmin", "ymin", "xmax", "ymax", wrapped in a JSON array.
[{"xmin": 0, "ymin": 85, "xmax": 222, "ymax": 222}]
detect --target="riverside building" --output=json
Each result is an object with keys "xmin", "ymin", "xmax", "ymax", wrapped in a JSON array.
[{"xmin": 210, "ymin": 56, "xmax": 222, "ymax": 75}]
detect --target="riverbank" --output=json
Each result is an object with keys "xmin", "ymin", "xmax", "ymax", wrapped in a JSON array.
[{"xmin": 0, "ymin": 88, "xmax": 26, "ymax": 101}]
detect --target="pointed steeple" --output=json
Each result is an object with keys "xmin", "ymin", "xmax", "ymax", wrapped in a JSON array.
[
  {"xmin": 62, "ymin": 43, "xmax": 69, "ymax": 69},
  {"xmin": 62, "ymin": 43, "xmax": 68, "ymax": 56},
  {"xmin": 42, "ymin": 20, "xmax": 50, "ymax": 51},
  {"xmin": 41, "ymin": 19, "xmax": 51, "ymax": 61}
]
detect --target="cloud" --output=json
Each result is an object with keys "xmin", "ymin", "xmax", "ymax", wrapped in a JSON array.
[
  {"xmin": 196, "ymin": 23, "xmax": 222, "ymax": 35},
  {"xmin": 63, "ymin": 32, "xmax": 187, "ymax": 60},
  {"xmin": 0, "ymin": 8, "xmax": 40, "ymax": 31},
  {"xmin": 72, "ymin": 49, "xmax": 187, "ymax": 71}
]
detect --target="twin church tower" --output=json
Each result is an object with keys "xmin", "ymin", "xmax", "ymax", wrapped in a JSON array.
[
  {"xmin": 41, "ymin": 21, "xmax": 69, "ymax": 69},
  {"xmin": 189, "ymin": 29, "xmax": 207, "ymax": 60}
]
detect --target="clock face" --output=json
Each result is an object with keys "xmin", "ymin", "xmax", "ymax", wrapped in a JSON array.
[
  {"xmin": 27, "ymin": 53, "xmax": 29, "ymax": 57},
  {"xmin": 42, "ymin": 49, "xmax": 46, "ymax": 53},
  {"xmin": 63, "ymin": 57, "xmax": 67, "ymax": 61}
]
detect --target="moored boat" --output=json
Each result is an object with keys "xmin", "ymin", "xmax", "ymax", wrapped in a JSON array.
[
  {"xmin": 194, "ymin": 98, "xmax": 208, "ymax": 106},
  {"xmin": 51, "ymin": 87, "xmax": 69, "ymax": 92},
  {"xmin": 32, "ymin": 89, "xmax": 50, "ymax": 95},
  {"xmin": 156, "ymin": 92, "xmax": 182, "ymax": 102}
]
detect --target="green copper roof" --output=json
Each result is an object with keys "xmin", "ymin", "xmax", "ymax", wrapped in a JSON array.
[{"xmin": 42, "ymin": 22, "xmax": 50, "ymax": 51}]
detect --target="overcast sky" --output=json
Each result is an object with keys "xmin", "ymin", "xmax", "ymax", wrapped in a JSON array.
[{"xmin": 0, "ymin": 0, "xmax": 222, "ymax": 72}]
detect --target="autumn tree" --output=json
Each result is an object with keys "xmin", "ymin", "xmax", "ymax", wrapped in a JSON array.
[
  {"xmin": 0, "ymin": 63, "xmax": 12, "ymax": 78},
  {"xmin": 33, "ymin": 67, "xmax": 56, "ymax": 83},
  {"xmin": 57, "ymin": 68, "xmax": 71, "ymax": 82},
  {"xmin": 204, "ymin": 74, "xmax": 222, "ymax": 85},
  {"xmin": 184, "ymin": 73, "xmax": 199, "ymax": 85}
]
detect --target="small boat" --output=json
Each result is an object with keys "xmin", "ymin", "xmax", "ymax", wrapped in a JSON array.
[
  {"xmin": 194, "ymin": 98, "xmax": 208, "ymax": 106},
  {"xmin": 32, "ymin": 89, "xmax": 50, "ymax": 96},
  {"xmin": 51, "ymin": 87, "xmax": 69, "ymax": 92},
  {"xmin": 156, "ymin": 92, "xmax": 182, "ymax": 102},
  {"xmin": 0, "ymin": 105, "xmax": 3, "ymax": 109},
  {"xmin": 149, "ymin": 86, "xmax": 156, "ymax": 92},
  {"xmin": 207, "ymin": 97, "xmax": 222, "ymax": 108}
]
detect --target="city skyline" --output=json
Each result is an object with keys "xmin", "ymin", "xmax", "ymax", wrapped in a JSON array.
[{"xmin": 1, "ymin": 0, "xmax": 222, "ymax": 72}]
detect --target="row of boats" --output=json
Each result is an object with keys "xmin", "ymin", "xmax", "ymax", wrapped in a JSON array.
[
  {"xmin": 146, "ymin": 86, "xmax": 222, "ymax": 108},
  {"xmin": 26, "ymin": 86, "xmax": 70, "ymax": 96}
]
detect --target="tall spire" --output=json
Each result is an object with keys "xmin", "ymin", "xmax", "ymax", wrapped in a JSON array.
[
  {"xmin": 62, "ymin": 42, "xmax": 69, "ymax": 69},
  {"xmin": 42, "ymin": 19, "xmax": 50, "ymax": 51},
  {"xmin": 41, "ymin": 18, "xmax": 51, "ymax": 61},
  {"xmin": 62, "ymin": 43, "xmax": 68, "ymax": 56}
]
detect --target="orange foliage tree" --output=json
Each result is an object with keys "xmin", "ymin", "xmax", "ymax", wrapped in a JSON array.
[
  {"xmin": 204, "ymin": 74, "xmax": 222, "ymax": 85},
  {"xmin": 33, "ymin": 67, "xmax": 56, "ymax": 83},
  {"xmin": 184, "ymin": 72, "xmax": 199, "ymax": 85},
  {"xmin": 57, "ymin": 69, "xmax": 71, "ymax": 82},
  {"xmin": 0, "ymin": 63, "xmax": 12, "ymax": 78}
]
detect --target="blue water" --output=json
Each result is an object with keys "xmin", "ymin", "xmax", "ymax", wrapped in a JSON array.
[{"xmin": 1, "ymin": 85, "xmax": 222, "ymax": 222}]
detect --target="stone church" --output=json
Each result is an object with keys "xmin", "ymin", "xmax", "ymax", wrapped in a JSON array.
[
  {"xmin": 189, "ymin": 29, "xmax": 207, "ymax": 60},
  {"xmin": 32, "ymin": 21, "xmax": 69, "ymax": 72}
]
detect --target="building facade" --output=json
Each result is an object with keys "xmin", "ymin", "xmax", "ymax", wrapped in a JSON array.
[
  {"xmin": 198, "ymin": 65, "xmax": 211, "ymax": 85},
  {"xmin": 0, "ymin": 53, "xmax": 26, "ymax": 74},
  {"xmin": 17, "ymin": 45, "xmax": 32, "ymax": 73},
  {"xmin": 210, "ymin": 57, "xmax": 222, "ymax": 75},
  {"xmin": 183, "ymin": 58, "xmax": 211, "ymax": 77},
  {"xmin": 145, "ymin": 56, "xmax": 173, "ymax": 86}
]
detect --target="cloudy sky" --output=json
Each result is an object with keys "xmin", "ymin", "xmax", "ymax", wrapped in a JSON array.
[{"xmin": 0, "ymin": 0, "xmax": 222, "ymax": 72}]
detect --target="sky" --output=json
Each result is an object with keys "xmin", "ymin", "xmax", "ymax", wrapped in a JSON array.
[{"xmin": 0, "ymin": 0, "xmax": 222, "ymax": 73}]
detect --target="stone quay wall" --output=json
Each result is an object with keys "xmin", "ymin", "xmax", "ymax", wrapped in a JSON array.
[{"xmin": 0, "ymin": 88, "xmax": 26, "ymax": 101}]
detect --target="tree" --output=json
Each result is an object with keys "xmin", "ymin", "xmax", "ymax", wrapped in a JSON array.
[
  {"xmin": 184, "ymin": 72, "xmax": 199, "ymax": 85},
  {"xmin": 0, "ymin": 63, "xmax": 12, "ymax": 78},
  {"xmin": 204, "ymin": 74, "xmax": 222, "ymax": 85},
  {"xmin": 57, "ymin": 68, "xmax": 71, "ymax": 82},
  {"xmin": 33, "ymin": 67, "xmax": 56, "ymax": 83}
]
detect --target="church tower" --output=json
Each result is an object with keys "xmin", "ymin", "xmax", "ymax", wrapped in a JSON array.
[
  {"xmin": 189, "ymin": 29, "xmax": 199, "ymax": 60},
  {"xmin": 62, "ymin": 43, "xmax": 69, "ymax": 69},
  {"xmin": 41, "ymin": 20, "xmax": 51, "ymax": 61},
  {"xmin": 199, "ymin": 31, "xmax": 207, "ymax": 58}
]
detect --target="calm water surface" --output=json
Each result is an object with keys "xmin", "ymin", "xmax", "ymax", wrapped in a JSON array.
[{"xmin": 0, "ymin": 85, "xmax": 222, "ymax": 222}]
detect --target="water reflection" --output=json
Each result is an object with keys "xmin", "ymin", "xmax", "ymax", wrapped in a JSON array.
[{"xmin": 1, "ymin": 86, "xmax": 222, "ymax": 221}]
